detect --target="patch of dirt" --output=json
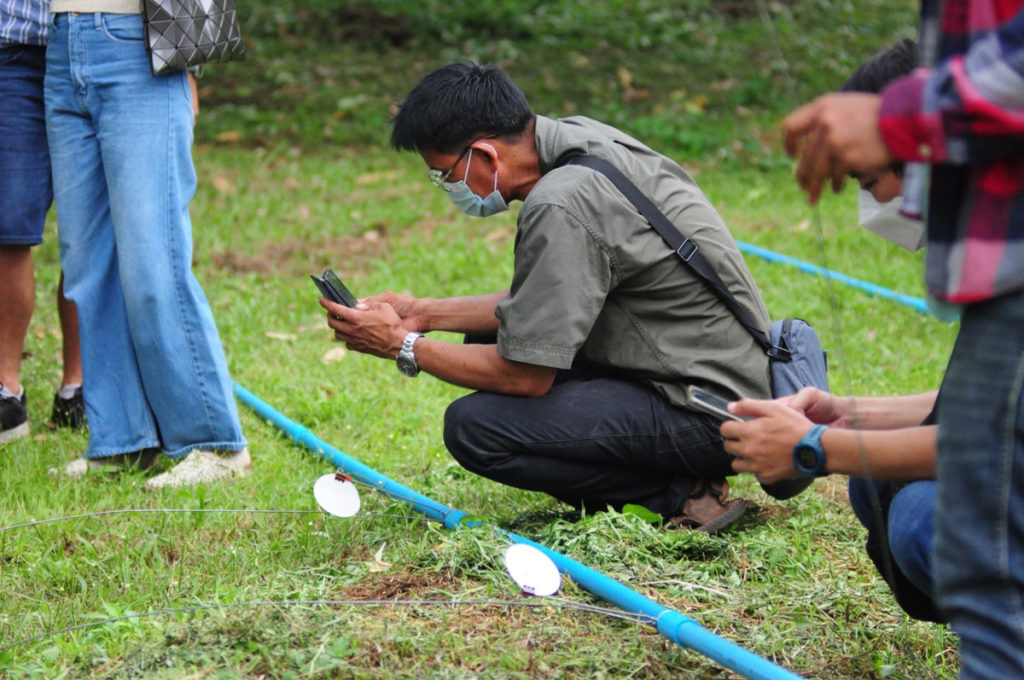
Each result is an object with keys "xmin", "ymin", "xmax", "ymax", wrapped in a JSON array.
[
  {"xmin": 340, "ymin": 568, "xmax": 463, "ymax": 600},
  {"xmin": 815, "ymin": 475, "xmax": 851, "ymax": 506},
  {"xmin": 211, "ymin": 223, "xmax": 391, "ymax": 279}
]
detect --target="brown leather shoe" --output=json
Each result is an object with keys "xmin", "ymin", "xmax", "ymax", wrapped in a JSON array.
[{"xmin": 667, "ymin": 478, "xmax": 747, "ymax": 535}]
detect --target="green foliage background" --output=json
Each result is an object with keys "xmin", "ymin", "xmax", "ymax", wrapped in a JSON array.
[{"xmin": 0, "ymin": 1, "xmax": 963, "ymax": 679}]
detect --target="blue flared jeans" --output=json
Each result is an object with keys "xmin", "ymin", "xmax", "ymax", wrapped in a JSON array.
[
  {"xmin": 935, "ymin": 289, "xmax": 1024, "ymax": 679},
  {"xmin": 43, "ymin": 13, "xmax": 245, "ymax": 458}
]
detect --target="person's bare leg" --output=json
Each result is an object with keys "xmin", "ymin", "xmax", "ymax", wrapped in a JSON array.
[
  {"xmin": 56, "ymin": 270, "xmax": 82, "ymax": 387},
  {"xmin": 0, "ymin": 245, "xmax": 34, "ymax": 394}
]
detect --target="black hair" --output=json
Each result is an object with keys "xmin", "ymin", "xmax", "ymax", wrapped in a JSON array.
[
  {"xmin": 841, "ymin": 38, "xmax": 918, "ymax": 94},
  {"xmin": 390, "ymin": 62, "xmax": 534, "ymax": 154},
  {"xmin": 842, "ymin": 38, "xmax": 917, "ymax": 177}
]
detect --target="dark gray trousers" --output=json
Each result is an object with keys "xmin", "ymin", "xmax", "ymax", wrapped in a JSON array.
[{"xmin": 443, "ymin": 367, "xmax": 732, "ymax": 517}]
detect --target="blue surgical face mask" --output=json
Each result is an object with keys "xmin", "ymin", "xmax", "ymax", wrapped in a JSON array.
[{"xmin": 445, "ymin": 149, "xmax": 508, "ymax": 218}]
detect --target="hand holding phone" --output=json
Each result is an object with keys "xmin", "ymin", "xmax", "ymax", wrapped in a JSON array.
[
  {"xmin": 686, "ymin": 385, "xmax": 751, "ymax": 421},
  {"xmin": 311, "ymin": 268, "xmax": 358, "ymax": 308}
]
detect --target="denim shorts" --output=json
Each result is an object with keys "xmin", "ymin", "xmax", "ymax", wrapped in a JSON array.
[{"xmin": 0, "ymin": 44, "xmax": 52, "ymax": 245}]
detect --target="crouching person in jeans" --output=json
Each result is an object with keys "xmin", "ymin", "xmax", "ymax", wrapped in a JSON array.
[{"xmin": 323, "ymin": 63, "xmax": 773, "ymax": 532}]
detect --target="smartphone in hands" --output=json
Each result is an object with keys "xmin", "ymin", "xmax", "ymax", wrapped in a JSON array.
[
  {"xmin": 311, "ymin": 268, "xmax": 358, "ymax": 308},
  {"xmin": 686, "ymin": 385, "xmax": 751, "ymax": 421}
]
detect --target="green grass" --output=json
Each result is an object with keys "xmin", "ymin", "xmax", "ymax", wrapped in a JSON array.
[{"xmin": 0, "ymin": 1, "xmax": 962, "ymax": 678}]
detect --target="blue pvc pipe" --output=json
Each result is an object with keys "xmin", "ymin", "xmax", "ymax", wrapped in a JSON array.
[
  {"xmin": 233, "ymin": 382, "xmax": 804, "ymax": 680},
  {"xmin": 736, "ymin": 241, "xmax": 930, "ymax": 315}
]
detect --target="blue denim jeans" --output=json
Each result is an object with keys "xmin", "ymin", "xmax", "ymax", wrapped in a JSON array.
[
  {"xmin": 849, "ymin": 478, "xmax": 940, "ymax": 620},
  {"xmin": 44, "ymin": 13, "xmax": 245, "ymax": 458},
  {"xmin": 0, "ymin": 45, "xmax": 51, "ymax": 245},
  {"xmin": 935, "ymin": 289, "xmax": 1024, "ymax": 679}
]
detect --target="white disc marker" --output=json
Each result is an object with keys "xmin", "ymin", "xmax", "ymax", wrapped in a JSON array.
[
  {"xmin": 503, "ymin": 543, "xmax": 561, "ymax": 597},
  {"xmin": 313, "ymin": 471, "xmax": 361, "ymax": 517}
]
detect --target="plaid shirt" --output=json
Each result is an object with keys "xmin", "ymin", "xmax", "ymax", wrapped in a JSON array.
[
  {"xmin": 0, "ymin": 0, "xmax": 48, "ymax": 46},
  {"xmin": 878, "ymin": 0, "xmax": 1024, "ymax": 304}
]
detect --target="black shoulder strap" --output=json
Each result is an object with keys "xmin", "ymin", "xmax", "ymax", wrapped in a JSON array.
[{"xmin": 563, "ymin": 154, "xmax": 778, "ymax": 356}]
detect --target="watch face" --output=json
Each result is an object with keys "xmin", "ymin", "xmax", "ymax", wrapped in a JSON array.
[
  {"xmin": 796, "ymin": 446, "xmax": 819, "ymax": 473},
  {"xmin": 397, "ymin": 332, "xmax": 422, "ymax": 377},
  {"xmin": 397, "ymin": 356, "xmax": 419, "ymax": 377}
]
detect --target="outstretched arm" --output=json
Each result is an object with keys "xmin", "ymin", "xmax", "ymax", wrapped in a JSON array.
[
  {"xmin": 721, "ymin": 398, "xmax": 936, "ymax": 484},
  {"xmin": 785, "ymin": 387, "xmax": 937, "ymax": 430}
]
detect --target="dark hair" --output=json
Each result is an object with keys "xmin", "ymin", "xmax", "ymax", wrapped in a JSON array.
[
  {"xmin": 843, "ymin": 38, "xmax": 917, "ymax": 177},
  {"xmin": 841, "ymin": 38, "xmax": 917, "ymax": 94},
  {"xmin": 390, "ymin": 63, "xmax": 534, "ymax": 154}
]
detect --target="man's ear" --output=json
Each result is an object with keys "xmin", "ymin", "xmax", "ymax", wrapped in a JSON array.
[{"xmin": 473, "ymin": 142, "xmax": 499, "ymax": 164}]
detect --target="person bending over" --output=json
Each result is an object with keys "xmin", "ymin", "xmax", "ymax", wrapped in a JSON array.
[{"xmin": 322, "ymin": 63, "xmax": 775, "ymax": 533}]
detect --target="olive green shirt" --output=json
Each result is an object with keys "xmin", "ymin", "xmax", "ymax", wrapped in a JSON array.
[{"xmin": 495, "ymin": 115, "xmax": 771, "ymax": 406}]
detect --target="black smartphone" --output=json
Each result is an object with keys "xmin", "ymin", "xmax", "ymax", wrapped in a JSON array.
[
  {"xmin": 311, "ymin": 268, "xmax": 358, "ymax": 308},
  {"xmin": 686, "ymin": 385, "xmax": 750, "ymax": 421}
]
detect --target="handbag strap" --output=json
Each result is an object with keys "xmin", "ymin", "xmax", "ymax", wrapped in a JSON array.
[{"xmin": 562, "ymin": 154, "xmax": 787, "ymax": 359}]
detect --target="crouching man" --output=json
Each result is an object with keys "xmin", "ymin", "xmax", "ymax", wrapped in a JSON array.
[{"xmin": 323, "ymin": 63, "xmax": 772, "ymax": 533}]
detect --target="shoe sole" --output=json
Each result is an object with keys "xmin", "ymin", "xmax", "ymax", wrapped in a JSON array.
[
  {"xmin": 697, "ymin": 499, "xmax": 748, "ymax": 535},
  {"xmin": 0, "ymin": 422, "xmax": 29, "ymax": 445}
]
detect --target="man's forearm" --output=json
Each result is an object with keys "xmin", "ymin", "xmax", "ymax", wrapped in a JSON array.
[
  {"xmin": 840, "ymin": 390, "xmax": 938, "ymax": 430},
  {"xmin": 822, "ymin": 425, "xmax": 936, "ymax": 480},
  {"xmin": 413, "ymin": 338, "xmax": 555, "ymax": 397},
  {"xmin": 416, "ymin": 291, "xmax": 507, "ymax": 334}
]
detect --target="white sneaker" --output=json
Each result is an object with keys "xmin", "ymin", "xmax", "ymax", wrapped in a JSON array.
[
  {"xmin": 55, "ymin": 449, "xmax": 162, "ymax": 478},
  {"xmin": 143, "ymin": 448, "xmax": 252, "ymax": 490},
  {"xmin": 61, "ymin": 457, "xmax": 89, "ymax": 478}
]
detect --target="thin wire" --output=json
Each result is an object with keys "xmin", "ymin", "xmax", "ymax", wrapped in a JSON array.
[
  {"xmin": 0, "ymin": 508, "xmax": 425, "ymax": 533},
  {"xmin": 754, "ymin": 0, "xmax": 899, "ymax": 593},
  {"xmin": 0, "ymin": 597, "xmax": 657, "ymax": 653},
  {"xmin": 809, "ymin": 205, "xmax": 854, "ymax": 397}
]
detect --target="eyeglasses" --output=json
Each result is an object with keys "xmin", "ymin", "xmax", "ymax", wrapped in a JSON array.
[{"xmin": 427, "ymin": 142, "xmax": 476, "ymax": 189}]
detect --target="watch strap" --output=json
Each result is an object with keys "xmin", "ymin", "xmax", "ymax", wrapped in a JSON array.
[
  {"xmin": 793, "ymin": 424, "xmax": 828, "ymax": 476},
  {"xmin": 397, "ymin": 331, "xmax": 423, "ymax": 377}
]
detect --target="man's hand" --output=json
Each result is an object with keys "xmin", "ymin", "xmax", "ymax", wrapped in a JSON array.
[
  {"xmin": 320, "ymin": 298, "xmax": 407, "ymax": 359},
  {"xmin": 785, "ymin": 387, "xmax": 850, "ymax": 428},
  {"xmin": 782, "ymin": 92, "xmax": 892, "ymax": 204},
  {"xmin": 362, "ymin": 291, "xmax": 427, "ymax": 333},
  {"xmin": 721, "ymin": 399, "xmax": 814, "ymax": 483}
]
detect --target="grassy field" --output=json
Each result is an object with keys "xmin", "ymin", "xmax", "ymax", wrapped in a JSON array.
[{"xmin": 0, "ymin": 1, "xmax": 964, "ymax": 678}]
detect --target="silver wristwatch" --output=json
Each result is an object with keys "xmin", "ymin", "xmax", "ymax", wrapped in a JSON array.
[{"xmin": 396, "ymin": 331, "xmax": 424, "ymax": 377}]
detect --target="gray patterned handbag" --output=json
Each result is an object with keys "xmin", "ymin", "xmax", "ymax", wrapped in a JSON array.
[{"xmin": 142, "ymin": 0, "xmax": 246, "ymax": 76}]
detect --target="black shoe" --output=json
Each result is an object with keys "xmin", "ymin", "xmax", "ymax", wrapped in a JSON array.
[
  {"xmin": 0, "ymin": 385, "xmax": 29, "ymax": 445},
  {"xmin": 51, "ymin": 386, "xmax": 87, "ymax": 430}
]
